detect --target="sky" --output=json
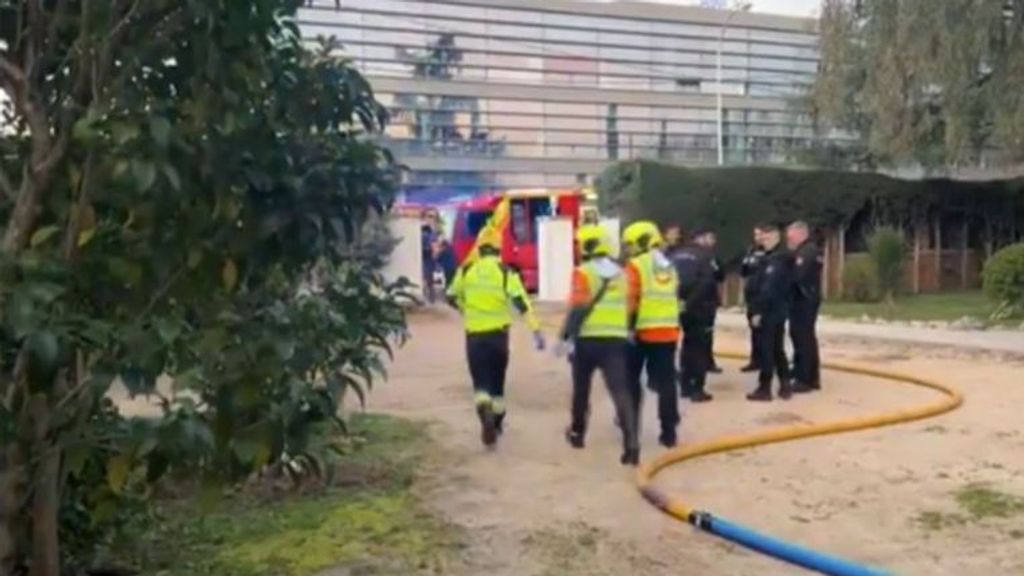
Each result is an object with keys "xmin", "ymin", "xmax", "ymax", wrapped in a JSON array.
[{"xmin": 604, "ymin": 0, "xmax": 822, "ymax": 18}]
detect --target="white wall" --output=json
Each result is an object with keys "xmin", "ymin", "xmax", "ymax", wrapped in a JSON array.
[{"xmin": 537, "ymin": 218, "xmax": 575, "ymax": 303}]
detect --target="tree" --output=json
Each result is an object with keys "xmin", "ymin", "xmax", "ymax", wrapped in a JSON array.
[
  {"xmin": 0, "ymin": 3, "xmax": 405, "ymax": 574},
  {"xmin": 811, "ymin": 0, "xmax": 1024, "ymax": 169}
]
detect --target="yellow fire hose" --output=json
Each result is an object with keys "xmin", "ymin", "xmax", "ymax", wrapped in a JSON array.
[{"xmin": 635, "ymin": 351, "xmax": 964, "ymax": 575}]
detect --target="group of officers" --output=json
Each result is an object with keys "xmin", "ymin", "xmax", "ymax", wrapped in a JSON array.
[{"xmin": 445, "ymin": 219, "xmax": 822, "ymax": 467}]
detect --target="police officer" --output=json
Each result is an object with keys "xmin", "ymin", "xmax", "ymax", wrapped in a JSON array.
[
  {"xmin": 746, "ymin": 223, "xmax": 793, "ymax": 402},
  {"xmin": 623, "ymin": 221, "xmax": 681, "ymax": 448},
  {"xmin": 739, "ymin": 232, "xmax": 768, "ymax": 373},
  {"xmin": 706, "ymin": 233, "xmax": 725, "ymax": 374},
  {"xmin": 787, "ymin": 220, "xmax": 823, "ymax": 393},
  {"xmin": 556, "ymin": 225, "xmax": 640, "ymax": 466},
  {"xmin": 672, "ymin": 228, "xmax": 719, "ymax": 403},
  {"xmin": 446, "ymin": 228, "xmax": 546, "ymax": 447}
]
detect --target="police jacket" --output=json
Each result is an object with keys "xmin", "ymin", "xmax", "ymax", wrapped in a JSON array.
[
  {"xmin": 748, "ymin": 245, "xmax": 792, "ymax": 321},
  {"xmin": 741, "ymin": 245, "xmax": 767, "ymax": 302},
  {"xmin": 671, "ymin": 243, "xmax": 718, "ymax": 319},
  {"xmin": 791, "ymin": 240, "xmax": 823, "ymax": 305}
]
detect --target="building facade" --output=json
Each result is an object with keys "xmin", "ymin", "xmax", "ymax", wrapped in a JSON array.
[{"xmin": 299, "ymin": 0, "xmax": 838, "ymax": 198}]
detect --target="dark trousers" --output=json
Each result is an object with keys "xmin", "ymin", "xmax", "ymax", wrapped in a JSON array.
[
  {"xmin": 790, "ymin": 300, "xmax": 821, "ymax": 387},
  {"xmin": 746, "ymin": 310, "xmax": 761, "ymax": 368},
  {"xmin": 757, "ymin": 319, "xmax": 790, "ymax": 390},
  {"xmin": 466, "ymin": 330, "xmax": 509, "ymax": 406},
  {"xmin": 627, "ymin": 340, "xmax": 679, "ymax": 439},
  {"xmin": 571, "ymin": 338, "xmax": 639, "ymax": 453},
  {"xmin": 679, "ymin": 313, "xmax": 712, "ymax": 395},
  {"xmin": 706, "ymin": 310, "xmax": 719, "ymax": 368}
]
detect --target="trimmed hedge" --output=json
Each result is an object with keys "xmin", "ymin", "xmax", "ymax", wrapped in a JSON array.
[
  {"xmin": 597, "ymin": 160, "xmax": 1024, "ymax": 263},
  {"xmin": 982, "ymin": 243, "xmax": 1024, "ymax": 315}
]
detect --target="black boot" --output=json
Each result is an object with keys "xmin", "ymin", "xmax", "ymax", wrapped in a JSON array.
[
  {"xmin": 620, "ymin": 448, "xmax": 640, "ymax": 467},
  {"xmin": 477, "ymin": 403, "xmax": 498, "ymax": 447},
  {"xmin": 739, "ymin": 363, "xmax": 759, "ymax": 373},
  {"xmin": 792, "ymin": 380, "xmax": 815, "ymax": 394},
  {"xmin": 708, "ymin": 364, "xmax": 723, "ymax": 374},
  {"xmin": 779, "ymin": 380, "xmax": 794, "ymax": 400},
  {"xmin": 565, "ymin": 428, "xmax": 585, "ymax": 449},
  {"xmin": 658, "ymin": 431, "xmax": 677, "ymax": 449},
  {"xmin": 747, "ymin": 385, "xmax": 773, "ymax": 402},
  {"xmin": 495, "ymin": 412, "xmax": 506, "ymax": 435},
  {"xmin": 691, "ymin": 388, "xmax": 714, "ymax": 403}
]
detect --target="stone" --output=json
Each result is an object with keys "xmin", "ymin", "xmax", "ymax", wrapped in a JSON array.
[{"xmin": 949, "ymin": 315, "xmax": 986, "ymax": 331}]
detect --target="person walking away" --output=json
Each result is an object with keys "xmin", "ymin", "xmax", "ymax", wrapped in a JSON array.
[
  {"xmin": 739, "ymin": 232, "xmax": 767, "ymax": 372},
  {"xmin": 436, "ymin": 236, "xmax": 458, "ymax": 289},
  {"xmin": 787, "ymin": 221, "xmax": 823, "ymax": 393},
  {"xmin": 446, "ymin": 228, "xmax": 546, "ymax": 447},
  {"xmin": 556, "ymin": 225, "xmax": 640, "ymax": 466},
  {"xmin": 672, "ymin": 228, "xmax": 719, "ymax": 403},
  {"xmin": 746, "ymin": 223, "xmax": 794, "ymax": 402},
  {"xmin": 623, "ymin": 221, "xmax": 682, "ymax": 447}
]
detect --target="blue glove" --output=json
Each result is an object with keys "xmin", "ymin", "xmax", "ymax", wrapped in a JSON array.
[{"xmin": 533, "ymin": 331, "xmax": 547, "ymax": 351}]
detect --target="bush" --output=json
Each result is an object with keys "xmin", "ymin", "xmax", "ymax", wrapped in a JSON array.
[
  {"xmin": 867, "ymin": 227, "xmax": 907, "ymax": 303},
  {"xmin": 842, "ymin": 254, "xmax": 880, "ymax": 302},
  {"xmin": 982, "ymin": 243, "xmax": 1024, "ymax": 317}
]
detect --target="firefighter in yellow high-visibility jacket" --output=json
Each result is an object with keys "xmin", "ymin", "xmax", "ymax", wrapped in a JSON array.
[{"xmin": 446, "ymin": 227, "xmax": 546, "ymax": 447}]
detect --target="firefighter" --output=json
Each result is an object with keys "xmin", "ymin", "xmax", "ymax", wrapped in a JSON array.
[
  {"xmin": 673, "ymin": 228, "xmax": 719, "ymax": 402},
  {"xmin": 446, "ymin": 228, "xmax": 546, "ymax": 447},
  {"xmin": 623, "ymin": 221, "xmax": 682, "ymax": 448},
  {"xmin": 556, "ymin": 225, "xmax": 640, "ymax": 466}
]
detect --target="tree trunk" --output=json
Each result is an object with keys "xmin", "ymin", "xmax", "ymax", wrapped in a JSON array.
[
  {"xmin": 0, "ymin": 444, "xmax": 26, "ymax": 574},
  {"xmin": 28, "ymin": 393, "xmax": 60, "ymax": 576}
]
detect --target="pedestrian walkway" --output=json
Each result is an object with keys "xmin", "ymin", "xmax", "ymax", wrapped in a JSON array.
[{"xmin": 716, "ymin": 311, "xmax": 1024, "ymax": 355}]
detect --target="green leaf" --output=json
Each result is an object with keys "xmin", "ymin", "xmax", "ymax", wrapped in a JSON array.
[
  {"xmin": 187, "ymin": 247, "xmax": 203, "ymax": 269},
  {"xmin": 106, "ymin": 454, "xmax": 132, "ymax": 494},
  {"xmin": 131, "ymin": 160, "xmax": 157, "ymax": 192},
  {"xmin": 112, "ymin": 122, "xmax": 141, "ymax": 145},
  {"xmin": 72, "ymin": 117, "xmax": 98, "ymax": 143},
  {"xmin": 222, "ymin": 259, "xmax": 238, "ymax": 291},
  {"xmin": 30, "ymin": 225, "xmax": 61, "ymax": 248},
  {"xmin": 150, "ymin": 116, "xmax": 172, "ymax": 149},
  {"xmin": 7, "ymin": 291, "xmax": 36, "ymax": 337},
  {"xmin": 77, "ymin": 228, "xmax": 96, "ymax": 248},
  {"xmin": 107, "ymin": 257, "xmax": 142, "ymax": 286},
  {"xmin": 26, "ymin": 331, "xmax": 59, "ymax": 372},
  {"xmin": 156, "ymin": 318, "xmax": 182, "ymax": 344}
]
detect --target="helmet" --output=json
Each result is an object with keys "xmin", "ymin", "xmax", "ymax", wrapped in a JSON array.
[
  {"xmin": 476, "ymin": 226, "xmax": 502, "ymax": 251},
  {"xmin": 622, "ymin": 221, "xmax": 663, "ymax": 254},
  {"xmin": 576, "ymin": 225, "xmax": 612, "ymax": 258}
]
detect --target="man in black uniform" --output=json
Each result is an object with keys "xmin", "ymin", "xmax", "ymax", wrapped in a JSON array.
[
  {"xmin": 787, "ymin": 221, "xmax": 823, "ymax": 393},
  {"xmin": 672, "ymin": 228, "xmax": 719, "ymax": 402},
  {"xmin": 739, "ymin": 231, "xmax": 767, "ymax": 373},
  {"xmin": 747, "ymin": 223, "xmax": 793, "ymax": 402},
  {"xmin": 705, "ymin": 232, "xmax": 725, "ymax": 374}
]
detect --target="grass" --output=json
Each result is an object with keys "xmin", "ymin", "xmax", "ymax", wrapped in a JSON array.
[
  {"xmin": 823, "ymin": 291, "xmax": 1016, "ymax": 324},
  {"xmin": 915, "ymin": 483, "xmax": 1024, "ymax": 534},
  {"xmin": 126, "ymin": 414, "xmax": 457, "ymax": 576}
]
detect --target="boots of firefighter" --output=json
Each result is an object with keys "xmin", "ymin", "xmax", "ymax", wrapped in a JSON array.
[
  {"xmin": 747, "ymin": 383, "xmax": 773, "ymax": 402},
  {"xmin": 475, "ymin": 393, "xmax": 498, "ymax": 447},
  {"xmin": 778, "ymin": 379, "xmax": 794, "ymax": 400},
  {"xmin": 565, "ymin": 427, "xmax": 585, "ymax": 449},
  {"xmin": 791, "ymin": 379, "xmax": 815, "ymax": 395},
  {"xmin": 493, "ymin": 399, "xmax": 506, "ymax": 435},
  {"xmin": 740, "ymin": 363, "xmax": 759, "ymax": 373},
  {"xmin": 690, "ymin": 379, "xmax": 714, "ymax": 403},
  {"xmin": 620, "ymin": 447, "xmax": 640, "ymax": 466},
  {"xmin": 658, "ymin": 424, "xmax": 677, "ymax": 449}
]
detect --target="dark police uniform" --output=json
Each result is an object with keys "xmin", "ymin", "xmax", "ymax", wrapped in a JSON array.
[
  {"xmin": 671, "ymin": 242, "xmax": 718, "ymax": 401},
  {"xmin": 706, "ymin": 257, "xmax": 725, "ymax": 372},
  {"xmin": 747, "ymin": 244, "xmax": 793, "ymax": 401},
  {"xmin": 790, "ymin": 239, "xmax": 823, "ymax": 391},
  {"xmin": 740, "ymin": 245, "xmax": 767, "ymax": 370}
]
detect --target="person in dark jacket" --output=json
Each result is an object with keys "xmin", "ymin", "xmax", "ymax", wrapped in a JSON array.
[
  {"xmin": 747, "ymin": 223, "xmax": 794, "ymax": 402},
  {"xmin": 739, "ymin": 232, "xmax": 768, "ymax": 372},
  {"xmin": 705, "ymin": 232, "xmax": 724, "ymax": 374},
  {"xmin": 672, "ymin": 229, "xmax": 719, "ymax": 402},
  {"xmin": 787, "ymin": 221, "xmax": 823, "ymax": 393}
]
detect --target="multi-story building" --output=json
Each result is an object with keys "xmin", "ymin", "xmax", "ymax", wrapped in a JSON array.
[{"xmin": 299, "ymin": 0, "xmax": 837, "ymax": 199}]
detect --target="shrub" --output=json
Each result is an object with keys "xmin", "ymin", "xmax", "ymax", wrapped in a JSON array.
[
  {"xmin": 867, "ymin": 227, "xmax": 907, "ymax": 303},
  {"xmin": 842, "ymin": 254, "xmax": 880, "ymax": 302},
  {"xmin": 982, "ymin": 243, "xmax": 1024, "ymax": 317}
]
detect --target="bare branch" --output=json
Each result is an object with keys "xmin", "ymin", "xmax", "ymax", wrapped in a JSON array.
[{"xmin": 0, "ymin": 164, "xmax": 15, "ymax": 201}]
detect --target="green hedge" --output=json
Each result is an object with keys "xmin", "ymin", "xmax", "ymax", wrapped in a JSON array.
[
  {"xmin": 982, "ymin": 243, "xmax": 1024, "ymax": 315},
  {"xmin": 597, "ymin": 160, "xmax": 1024, "ymax": 263}
]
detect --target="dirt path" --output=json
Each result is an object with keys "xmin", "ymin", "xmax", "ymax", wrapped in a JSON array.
[{"xmin": 372, "ymin": 307, "xmax": 1024, "ymax": 576}]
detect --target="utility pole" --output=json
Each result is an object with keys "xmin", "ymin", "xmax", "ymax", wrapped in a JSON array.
[{"xmin": 716, "ymin": 1, "xmax": 751, "ymax": 166}]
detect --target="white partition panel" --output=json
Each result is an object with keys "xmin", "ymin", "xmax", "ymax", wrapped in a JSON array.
[
  {"xmin": 537, "ymin": 218, "xmax": 575, "ymax": 303},
  {"xmin": 383, "ymin": 217, "xmax": 423, "ymax": 288}
]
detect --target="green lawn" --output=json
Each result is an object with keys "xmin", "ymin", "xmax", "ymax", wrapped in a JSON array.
[
  {"xmin": 823, "ymin": 291, "xmax": 1013, "ymax": 324},
  {"xmin": 117, "ymin": 414, "xmax": 457, "ymax": 576}
]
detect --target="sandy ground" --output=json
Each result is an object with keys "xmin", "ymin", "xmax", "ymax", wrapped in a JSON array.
[{"xmin": 372, "ymin": 306, "xmax": 1024, "ymax": 576}]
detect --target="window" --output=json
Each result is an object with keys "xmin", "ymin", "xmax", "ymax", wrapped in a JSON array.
[{"xmin": 465, "ymin": 210, "xmax": 493, "ymax": 239}]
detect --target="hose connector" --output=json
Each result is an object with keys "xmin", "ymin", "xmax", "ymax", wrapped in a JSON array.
[{"xmin": 689, "ymin": 510, "xmax": 713, "ymax": 530}]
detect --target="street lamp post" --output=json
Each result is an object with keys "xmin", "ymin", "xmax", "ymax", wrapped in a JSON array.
[{"xmin": 716, "ymin": 1, "xmax": 751, "ymax": 166}]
